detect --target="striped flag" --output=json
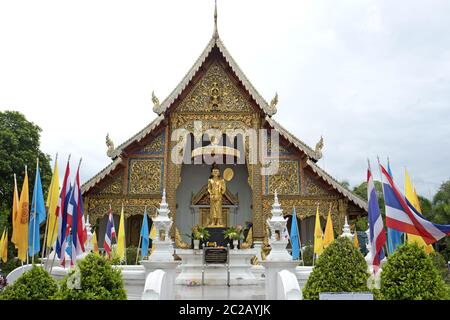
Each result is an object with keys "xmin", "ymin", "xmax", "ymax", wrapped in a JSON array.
[
  {"xmin": 367, "ymin": 162, "xmax": 386, "ymax": 271},
  {"xmin": 381, "ymin": 164, "xmax": 450, "ymax": 244},
  {"xmin": 66, "ymin": 162, "xmax": 85, "ymax": 265},
  {"xmin": 56, "ymin": 159, "xmax": 71, "ymax": 266},
  {"xmin": 103, "ymin": 208, "xmax": 116, "ymax": 257}
]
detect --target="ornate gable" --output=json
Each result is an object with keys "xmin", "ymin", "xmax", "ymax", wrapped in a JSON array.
[{"xmin": 176, "ymin": 62, "xmax": 254, "ymax": 114}]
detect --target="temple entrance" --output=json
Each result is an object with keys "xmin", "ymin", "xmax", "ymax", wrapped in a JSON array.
[{"xmin": 175, "ymin": 163, "xmax": 253, "ymax": 243}]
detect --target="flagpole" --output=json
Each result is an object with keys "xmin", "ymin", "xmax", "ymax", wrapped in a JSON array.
[
  {"xmin": 135, "ymin": 206, "xmax": 146, "ymax": 265},
  {"xmin": 42, "ymin": 153, "xmax": 58, "ymax": 262},
  {"xmin": 25, "ymin": 165, "xmax": 29, "ymax": 266},
  {"xmin": 376, "ymin": 156, "xmax": 389, "ymax": 258},
  {"xmin": 49, "ymin": 154, "xmax": 71, "ymax": 274},
  {"xmin": 31, "ymin": 159, "xmax": 39, "ymax": 265}
]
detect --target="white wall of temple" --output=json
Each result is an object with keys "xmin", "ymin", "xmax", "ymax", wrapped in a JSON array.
[{"xmin": 176, "ymin": 163, "xmax": 253, "ymax": 243}]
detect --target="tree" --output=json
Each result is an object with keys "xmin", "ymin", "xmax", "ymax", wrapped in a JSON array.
[
  {"xmin": 0, "ymin": 111, "xmax": 52, "ymax": 231},
  {"xmin": 432, "ymin": 180, "xmax": 450, "ymax": 225},
  {"xmin": 302, "ymin": 237, "xmax": 369, "ymax": 300},
  {"xmin": 418, "ymin": 195, "xmax": 433, "ymax": 220},
  {"xmin": 353, "ymin": 181, "xmax": 385, "ymax": 214},
  {"xmin": 380, "ymin": 243, "xmax": 449, "ymax": 300}
]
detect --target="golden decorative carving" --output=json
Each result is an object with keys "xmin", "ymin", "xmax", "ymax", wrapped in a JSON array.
[
  {"xmin": 174, "ymin": 226, "xmax": 190, "ymax": 249},
  {"xmin": 177, "ymin": 63, "xmax": 253, "ymax": 113},
  {"xmin": 262, "ymin": 197, "xmax": 339, "ymax": 220},
  {"xmin": 303, "ymin": 174, "xmax": 333, "ymax": 196},
  {"xmin": 87, "ymin": 197, "xmax": 161, "ymax": 224},
  {"xmin": 267, "ymin": 160, "xmax": 300, "ymax": 195},
  {"xmin": 315, "ymin": 136, "xmax": 324, "ymax": 159},
  {"xmin": 171, "ymin": 113, "xmax": 253, "ymax": 132},
  {"xmin": 99, "ymin": 173, "xmax": 123, "ymax": 195},
  {"xmin": 141, "ymin": 133, "xmax": 164, "ymax": 154},
  {"xmin": 128, "ymin": 159, "xmax": 162, "ymax": 194},
  {"xmin": 152, "ymin": 91, "xmax": 161, "ymax": 114},
  {"xmin": 240, "ymin": 227, "xmax": 253, "ymax": 249},
  {"xmin": 268, "ymin": 92, "xmax": 278, "ymax": 115}
]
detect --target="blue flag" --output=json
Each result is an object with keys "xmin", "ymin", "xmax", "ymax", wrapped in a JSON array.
[
  {"xmin": 65, "ymin": 231, "xmax": 72, "ymax": 258},
  {"xmin": 386, "ymin": 159, "xmax": 404, "ymax": 255},
  {"xmin": 29, "ymin": 162, "xmax": 46, "ymax": 257},
  {"xmin": 140, "ymin": 210, "xmax": 150, "ymax": 258},
  {"xmin": 290, "ymin": 207, "xmax": 301, "ymax": 260}
]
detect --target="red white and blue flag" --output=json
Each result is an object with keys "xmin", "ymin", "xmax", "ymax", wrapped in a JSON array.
[
  {"xmin": 66, "ymin": 162, "xmax": 86, "ymax": 265},
  {"xmin": 56, "ymin": 159, "xmax": 71, "ymax": 266},
  {"xmin": 367, "ymin": 163, "xmax": 386, "ymax": 271},
  {"xmin": 381, "ymin": 164, "xmax": 450, "ymax": 244},
  {"xmin": 103, "ymin": 207, "xmax": 116, "ymax": 257}
]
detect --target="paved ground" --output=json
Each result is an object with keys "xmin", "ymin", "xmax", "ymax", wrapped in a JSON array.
[{"xmin": 175, "ymin": 284, "xmax": 265, "ymax": 300}]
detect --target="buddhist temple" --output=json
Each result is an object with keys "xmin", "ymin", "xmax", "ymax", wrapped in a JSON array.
[{"xmin": 81, "ymin": 3, "xmax": 368, "ymax": 248}]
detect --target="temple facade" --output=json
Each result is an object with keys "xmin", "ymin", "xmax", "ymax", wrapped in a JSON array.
[{"xmin": 81, "ymin": 11, "xmax": 367, "ymax": 247}]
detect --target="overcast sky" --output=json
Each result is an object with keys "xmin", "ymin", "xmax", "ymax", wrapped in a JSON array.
[{"xmin": 1, "ymin": 0, "xmax": 449, "ymax": 199}]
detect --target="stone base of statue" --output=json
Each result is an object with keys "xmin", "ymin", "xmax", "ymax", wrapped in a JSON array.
[
  {"xmin": 175, "ymin": 248, "xmax": 257, "ymax": 285},
  {"xmin": 148, "ymin": 240, "xmax": 174, "ymax": 262},
  {"xmin": 204, "ymin": 227, "xmax": 228, "ymax": 247},
  {"xmin": 265, "ymin": 240, "xmax": 292, "ymax": 261}
]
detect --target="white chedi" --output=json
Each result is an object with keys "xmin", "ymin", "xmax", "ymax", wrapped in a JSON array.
[{"xmin": 340, "ymin": 216, "xmax": 353, "ymax": 239}]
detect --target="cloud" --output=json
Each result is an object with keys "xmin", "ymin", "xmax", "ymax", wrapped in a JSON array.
[{"xmin": 0, "ymin": 0, "xmax": 449, "ymax": 200}]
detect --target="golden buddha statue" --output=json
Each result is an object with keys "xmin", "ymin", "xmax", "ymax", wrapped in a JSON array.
[{"xmin": 207, "ymin": 165, "xmax": 226, "ymax": 227}]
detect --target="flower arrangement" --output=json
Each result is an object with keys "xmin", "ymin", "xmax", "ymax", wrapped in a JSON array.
[
  {"xmin": 187, "ymin": 225, "xmax": 210, "ymax": 241},
  {"xmin": 223, "ymin": 225, "xmax": 244, "ymax": 241}
]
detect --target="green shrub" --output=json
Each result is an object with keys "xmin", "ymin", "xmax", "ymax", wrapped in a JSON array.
[
  {"xmin": 58, "ymin": 252, "xmax": 127, "ymax": 300},
  {"xmin": 0, "ymin": 265, "xmax": 58, "ymax": 300},
  {"xmin": 430, "ymin": 251, "xmax": 449, "ymax": 282},
  {"xmin": 380, "ymin": 243, "xmax": 449, "ymax": 300},
  {"xmin": 302, "ymin": 237, "xmax": 369, "ymax": 300},
  {"xmin": 302, "ymin": 242, "xmax": 313, "ymax": 266}
]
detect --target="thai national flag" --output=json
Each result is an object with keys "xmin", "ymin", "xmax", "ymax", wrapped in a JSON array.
[
  {"xmin": 103, "ymin": 208, "xmax": 116, "ymax": 257},
  {"xmin": 381, "ymin": 164, "xmax": 450, "ymax": 244},
  {"xmin": 367, "ymin": 164, "xmax": 386, "ymax": 271},
  {"xmin": 56, "ymin": 159, "xmax": 71, "ymax": 265},
  {"xmin": 66, "ymin": 164, "xmax": 86, "ymax": 265}
]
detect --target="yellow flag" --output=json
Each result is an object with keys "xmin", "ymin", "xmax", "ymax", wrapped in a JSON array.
[
  {"xmin": 11, "ymin": 175, "xmax": 19, "ymax": 248},
  {"xmin": 0, "ymin": 230, "xmax": 4, "ymax": 262},
  {"xmin": 92, "ymin": 231, "xmax": 99, "ymax": 254},
  {"xmin": 17, "ymin": 169, "xmax": 29, "ymax": 262},
  {"xmin": 1, "ymin": 229, "xmax": 8, "ymax": 263},
  {"xmin": 150, "ymin": 223, "xmax": 156, "ymax": 252},
  {"xmin": 313, "ymin": 205, "xmax": 324, "ymax": 255},
  {"xmin": 46, "ymin": 157, "xmax": 60, "ymax": 247},
  {"xmin": 405, "ymin": 168, "xmax": 434, "ymax": 254},
  {"xmin": 116, "ymin": 206, "xmax": 126, "ymax": 260},
  {"xmin": 353, "ymin": 230, "xmax": 360, "ymax": 249},
  {"xmin": 322, "ymin": 206, "xmax": 335, "ymax": 249}
]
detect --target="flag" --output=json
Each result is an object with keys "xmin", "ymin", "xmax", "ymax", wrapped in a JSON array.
[
  {"xmin": 116, "ymin": 205, "xmax": 126, "ymax": 261},
  {"xmin": 140, "ymin": 210, "xmax": 149, "ymax": 258},
  {"xmin": 289, "ymin": 208, "xmax": 301, "ymax": 260},
  {"xmin": 381, "ymin": 164, "xmax": 450, "ymax": 244},
  {"xmin": 313, "ymin": 205, "xmax": 324, "ymax": 255},
  {"xmin": 17, "ymin": 168, "xmax": 29, "ymax": 262},
  {"xmin": 92, "ymin": 230, "xmax": 99, "ymax": 254},
  {"xmin": 386, "ymin": 160, "xmax": 404, "ymax": 255},
  {"xmin": 11, "ymin": 175, "xmax": 19, "ymax": 248},
  {"xmin": 150, "ymin": 222, "xmax": 156, "ymax": 252},
  {"xmin": 66, "ymin": 163, "xmax": 85, "ymax": 265},
  {"xmin": 368, "ymin": 163, "xmax": 386, "ymax": 271},
  {"xmin": 405, "ymin": 169, "xmax": 434, "ymax": 254},
  {"xmin": 322, "ymin": 206, "xmax": 335, "ymax": 249},
  {"xmin": 65, "ymin": 230, "xmax": 71, "ymax": 258},
  {"xmin": 103, "ymin": 208, "xmax": 116, "ymax": 257},
  {"xmin": 29, "ymin": 161, "xmax": 46, "ymax": 258},
  {"xmin": 0, "ymin": 229, "xmax": 7, "ymax": 263},
  {"xmin": 56, "ymin": 159, "xmax": 71, "ymax": 266},
  {"xmin": 46, "ymin": 157, "xmax": 59, "ymax": 248},
  {"xmin": 353, "ymin": 231, "xmax": 360, "ymax": 250}
]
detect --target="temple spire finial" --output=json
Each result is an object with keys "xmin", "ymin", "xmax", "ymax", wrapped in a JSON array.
[{"xmin": 213, "ymin": 0, "xmax": 219, "ymax": 38}]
